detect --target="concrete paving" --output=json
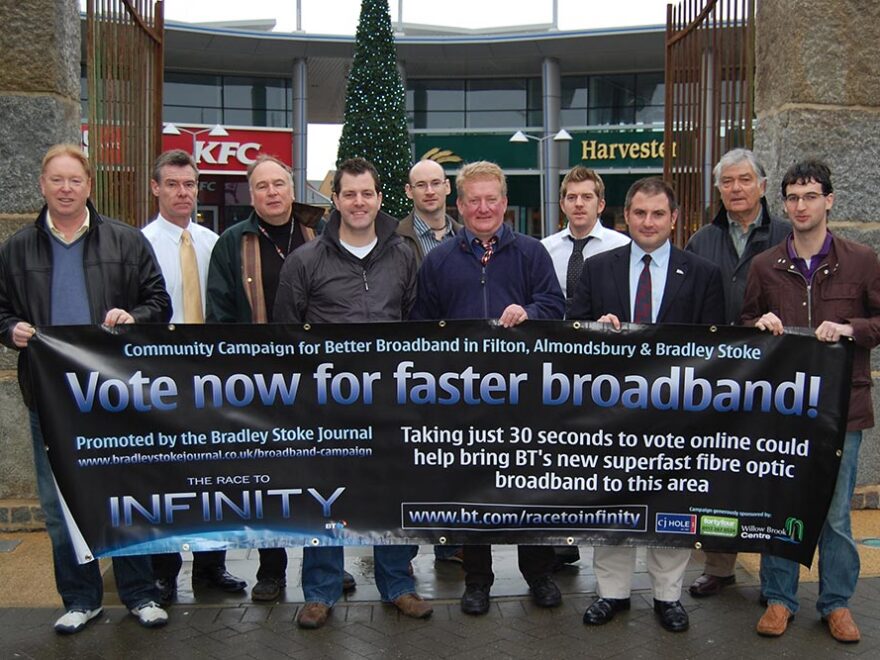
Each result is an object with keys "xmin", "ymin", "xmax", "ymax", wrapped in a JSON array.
[{"xmin": 3, "ymin": 536, "xmax": 880, "ymax": 659}]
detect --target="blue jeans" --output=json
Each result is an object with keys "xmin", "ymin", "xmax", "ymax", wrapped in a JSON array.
[
  {"xmin": 761, "ymin": 430, "xmax": 861, "ymax": 616},
  {"xmin": 302, "ymin": 544, "xmax": 418, "ymax": 606},
  {"xmin": 30, "ymin": 411, "xmax": 157, "ymax": 611}
]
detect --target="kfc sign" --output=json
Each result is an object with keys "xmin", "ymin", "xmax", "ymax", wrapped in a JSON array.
[
  {"xmin": 163, "ymin": 125, "xmax": 293, "ymax": 174},
  {"xmin": 81, "ymin": 124, "xmax": 293, "ymax": 174}
]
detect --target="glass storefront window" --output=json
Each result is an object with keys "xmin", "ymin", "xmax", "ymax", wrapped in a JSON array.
[
  {"xmin": 560, "ymin": 108, "xmax": 588, "ymax": 126},
  {"xmin": 411, "ymin": 111, "xmax": 465, "ymax": 129},
  {"xmin": 635, "ymin": 72, "xmax": 664, "ymax": 125},
  {"xmin": 409, "ymin": 79, "xmax": 465, "ymax": 112},
  {"xmin": 559, "ymin": 71, "xmax": 665, "ymax": 126},
  {"xmin": 165, "ymin": 72, "xmax": 222, "ymax": 107},
  {"xmin": 561, "ymin": 75, "xmax": 589, "ymax": 110},
  {"xmin": 163, "ymin": 105, "xmax": 222, "ymax": 125},
  {"xmin": 468, "ymin": 79, "xmax": 528, "ymax": 111},
  {"xmin": 466, "ymin": 110, "xmax": 528, "ymax": 128},
  {"xmin": 408, "ymin": 77, "xmax": 540, "ymax": 129},
  {"xmin": 589, "ymin": 74, "xmax": 637, "ymax": 124},
  {"xmin": 223, "ymin": 108, "xmax": 290, "ymax": 128},
  {"xmin": 224, "ymin": 76, "xmax": 287, "ymax": 110}
]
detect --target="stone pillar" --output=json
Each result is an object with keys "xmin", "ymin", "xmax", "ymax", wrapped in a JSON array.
[
  {"xmin": 753, "ymin": 1, "xmax": 880, "ymax": 486},
  {"xmin": 0, "ymin": 0, "xmax": 82, "ymax": 519}
]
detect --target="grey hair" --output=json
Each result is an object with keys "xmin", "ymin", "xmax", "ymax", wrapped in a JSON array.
[{"xmin": 713, "ymin": 148, "xmax": 767, "ymax": 188}]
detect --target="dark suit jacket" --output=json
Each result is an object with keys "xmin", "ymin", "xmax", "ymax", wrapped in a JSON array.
[{"xmin": 568, "ymin": 242, "xmax": 725, "ymax": 324}]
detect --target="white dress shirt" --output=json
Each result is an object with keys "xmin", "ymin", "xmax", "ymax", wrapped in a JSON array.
[
  {"xmin": 142, "ymin": 215, "xmax": 219, "ymax": 323},
  {"xmin": 628, "ymin": 240, "xmax": 671, "ymax": 323},
  {"xmin": 541, "ymin": 222, "xmax": 631, "ymax": 297}
]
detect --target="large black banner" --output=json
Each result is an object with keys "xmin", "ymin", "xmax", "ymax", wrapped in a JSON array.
[{"xmin": 28, "ymin": 321, "xmax": 852, "ymax": 565}]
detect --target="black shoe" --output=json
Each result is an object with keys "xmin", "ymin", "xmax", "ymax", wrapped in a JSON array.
[
  {"xmin": 583, "ymin": 597, "xmax": 631, "ymax": 625},
  {"xmin": 191, "ymin": 567, "xmax": 247, "ymax": 593},
  {"xmin": 654, "ymin": 599, "xmax": 689, "ymax": 632},
  {"xmin": 155, "ymin": 577, "xmax": 177, "ymax": 606},
  {"xmin": 460, "ymin": 584, "xmax": 490, "ymax": 615},
  {"xmin": 251, "ymin": 577, "xmax": 286, "ymax": 602},
  {"xmin": 528, "ymin": 576, "xmax": 562, "ymax": 608},
  {"xmin": 688, "ymin": 573, "xmax": 735, "ymax": 598},
  {"xmin": 343, "ymin": 570, "xmax": 357, "ymax": 594}
]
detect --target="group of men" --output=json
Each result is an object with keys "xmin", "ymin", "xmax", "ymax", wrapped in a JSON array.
[{"xmin": 0, "ymin": 142, "xmax": 876, "ymax": 645}]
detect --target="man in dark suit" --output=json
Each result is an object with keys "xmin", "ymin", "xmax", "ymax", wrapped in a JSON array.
[{"xmin": 569, "ymin": 177, "xmax": 724, "ymax": 633}]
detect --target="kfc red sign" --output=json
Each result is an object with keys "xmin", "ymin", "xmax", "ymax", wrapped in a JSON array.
[
  {"xmin": 82, "ymin": 124, "xmax": 293, "ymax": 174},
  {"xmin": 162, "ymin": 125, "xmax": 293, "ymax": 174}
]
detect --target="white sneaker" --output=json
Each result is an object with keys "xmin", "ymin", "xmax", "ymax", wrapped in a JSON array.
[
  {"xmin": 130, "ymin": 601, "xmax": 169, "ymax": 628},
  {"xmin": 54, "ymin": 608, "xmax": 102, "ymax": 634}
]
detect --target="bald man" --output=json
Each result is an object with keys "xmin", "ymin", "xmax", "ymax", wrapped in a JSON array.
[{"xmin": 398, "ymin": 159, "xmax": 461, "ymax": 268}]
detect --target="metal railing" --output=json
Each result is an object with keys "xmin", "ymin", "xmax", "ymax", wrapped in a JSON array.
[
  {"xmin": 86, "ymin": 0, "xmax": 164, "ymax": 226},
  {"xmin": 664, "ymin": 0, "xmax": 755, "ymax": 245}
]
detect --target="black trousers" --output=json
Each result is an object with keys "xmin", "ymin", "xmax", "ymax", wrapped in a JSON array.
[
  {"xmin": 152, "ymin": 547, "xmax": 288, "ymax": 582},
  {"xmin": 463, "ymin": 544, "xmax": 555, "ymax": 587},
  {"xmin": 256, "ymin": 547, "xmax": 288, "ymax": 582},
  {"xmin": 152, "ymin": 550, "xmax": 225, "ymax": 580}
]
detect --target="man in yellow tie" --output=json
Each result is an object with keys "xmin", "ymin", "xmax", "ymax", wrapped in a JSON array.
[{"xmin": 142, "ymin": 149, "xmax": 247, "ymax": 604}]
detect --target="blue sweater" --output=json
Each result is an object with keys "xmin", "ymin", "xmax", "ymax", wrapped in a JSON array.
[
  {"xmin": 411, "ymin": 225, "xmax": 564, "ymax": 321},
  {"xmin": 50, "ymin": 235, "xmax": 91, "ymax": 325}
]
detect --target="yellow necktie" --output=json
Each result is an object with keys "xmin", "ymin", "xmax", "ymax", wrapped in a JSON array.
[{"xmin": 180, "ymin": 229, "xmax": 204, "ymax": 323}]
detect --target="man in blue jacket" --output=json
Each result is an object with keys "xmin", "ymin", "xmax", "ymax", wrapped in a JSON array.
[{"xmin": 411, "ymin": 160, "xmax": 565, "ymax": 615}]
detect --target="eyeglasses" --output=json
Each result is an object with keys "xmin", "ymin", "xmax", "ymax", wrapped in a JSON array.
[
  {"xmin": 783, "ymin": 192, "xmax": 827, "ymax": 206},
  {"xmin": 412, "ymin": 179, "xmax": 447, "ymax": 192}
]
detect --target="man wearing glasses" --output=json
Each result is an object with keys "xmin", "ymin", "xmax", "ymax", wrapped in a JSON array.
[
  {"xmin": 399, "ymin": 158, "xmax": 464, "ymax": 563},
  {"xmin": 742, "ymin": 159, "xmax": 880, "ymax": 644},
  {"xmin": 398, "ymin": 159, "xmax": 461, "ymax": 268},
  {"xmin": 685, "ymin": 148, "xmax": 790, "ymax": 598}
]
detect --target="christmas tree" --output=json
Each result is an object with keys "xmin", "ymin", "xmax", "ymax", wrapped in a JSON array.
[{"xmin": 336, "ymin": 0, "xmax": 411, "ymax": 219}]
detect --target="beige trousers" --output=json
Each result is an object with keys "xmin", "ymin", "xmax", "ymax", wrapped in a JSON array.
[{"xmin": 594, "ymin": 546, "xmax": 691, "ymax": 602}]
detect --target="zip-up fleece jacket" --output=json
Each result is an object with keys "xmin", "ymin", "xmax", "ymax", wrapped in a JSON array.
[{"xmin": 410, "ymin": 225, "xmax": 564, "ymax": 321}]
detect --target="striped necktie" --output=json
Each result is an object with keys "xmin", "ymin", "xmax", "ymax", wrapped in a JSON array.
[{"xmin": 475, "ymin": 236, "xmax": 498, "ymax": 266}]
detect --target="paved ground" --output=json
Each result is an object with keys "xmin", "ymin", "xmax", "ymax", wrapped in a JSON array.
[{"xmin": 3, "ymin": 536, "xmax": 880, "ymax": 659}]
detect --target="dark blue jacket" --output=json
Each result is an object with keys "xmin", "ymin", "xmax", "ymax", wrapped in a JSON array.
[
  {"xmin": 568, "ymin": 243, "xmax": 725, "ymax": 325},
  {"xmin": 410, "ymin": 225, "xmax": 564, "ymax": 321}
]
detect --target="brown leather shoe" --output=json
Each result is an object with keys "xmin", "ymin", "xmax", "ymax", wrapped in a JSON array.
[
  {"xmin": 688, "ymin": 573, "xmax": 735, "ymax": 598},
  {"xmin": 823, "ymin": 608, "xmax": 860, "ymax": 643},
  {"xmin": 392, "ymin": 593, "xmax": 433, "ymax": 619},
  {"xmin": 296, "ymin": 602, "xmax": 330, "ymax": 629},
  {"xmin": 756, "ymin": 603, "xmax": 793, "ymax": 637}
]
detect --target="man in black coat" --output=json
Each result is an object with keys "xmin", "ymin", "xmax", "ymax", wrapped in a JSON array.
[{"xmin": 684, "ymin": 148, "xmax": 790, "ymax": 598}]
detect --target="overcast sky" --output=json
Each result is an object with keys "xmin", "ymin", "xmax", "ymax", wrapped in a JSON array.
[
  {"xmin": 82, "ymin": 0, "xmax": 669, "ymax": 178},
  {"xmin": 158, "ymin": 0, "xmax": 668, "ymax": 33}
]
